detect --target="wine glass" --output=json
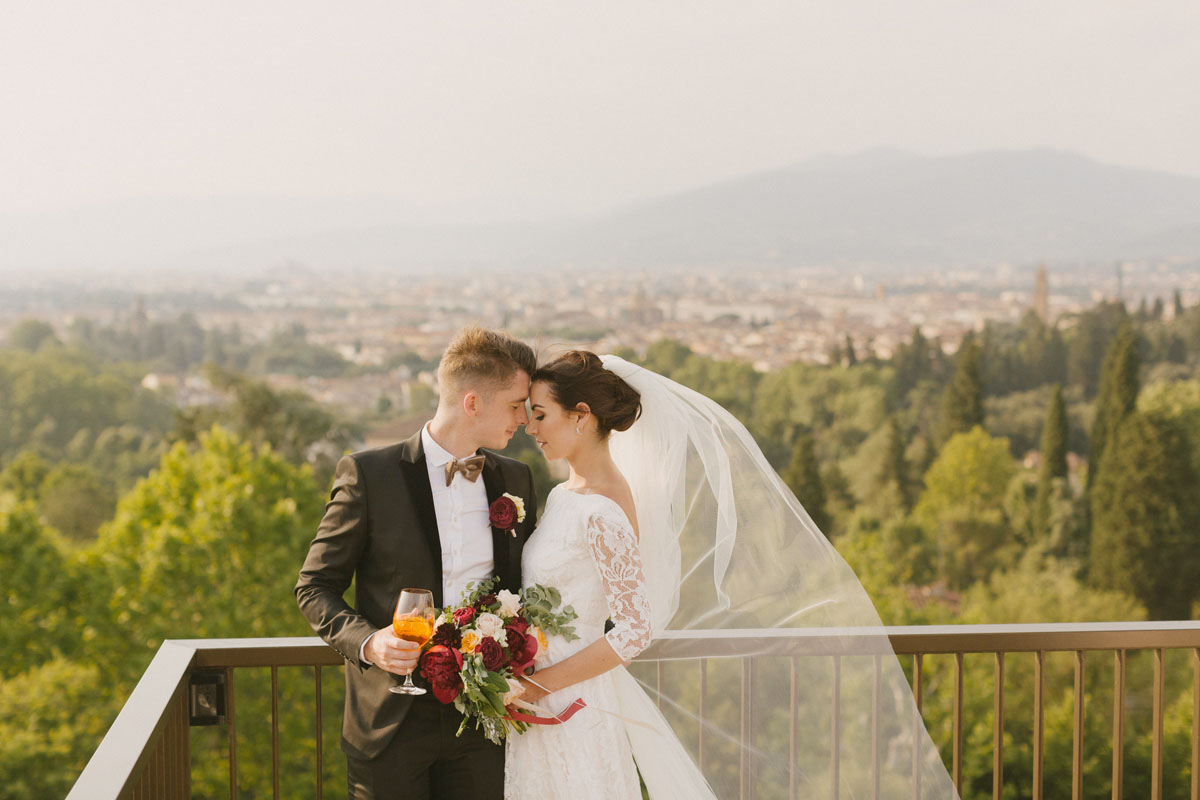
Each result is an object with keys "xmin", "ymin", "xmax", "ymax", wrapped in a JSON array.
[{"xmin": 388, "ymin": 588, "xmax": 435, "ymax": 695}]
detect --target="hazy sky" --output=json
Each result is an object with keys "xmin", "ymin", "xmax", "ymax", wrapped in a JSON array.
[{"xmin": 3, "ymin": 1, "xmax": 1200, "ymax": 221}]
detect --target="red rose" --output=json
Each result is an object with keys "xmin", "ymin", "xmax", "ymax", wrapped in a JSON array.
[
  {"xmin": 489, "ymin": 496, "xmax": 518, "ymax": 529},
  {"xmin": 477, "ymin": 636, "xmax": 506, "ymax": 672},
  {"xmin": 478, "ymin": 594, "xmax": 498, "ymax": 610},
  {"xmin": 419, "ymin": 645, "xmax": 464, "ymax": 704},
  {"xmin": 453, "ymin": 607, "xmax": 476, "ymax": 627},
  {"xmin": 507, "ymin": 632, "xmax": 539, "ymax": 675},
  {"xmin": 504, "ymin": 615, "xmax": 530, "ymax": 637}
]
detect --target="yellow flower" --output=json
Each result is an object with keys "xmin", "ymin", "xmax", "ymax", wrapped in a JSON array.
[
  {"xmin": 461, "ymin": 630, "xmax": 481, "ymax": 654},
  {"xmin": 534, "ymin": 627, "xmax": 549, "ymax": 662}
]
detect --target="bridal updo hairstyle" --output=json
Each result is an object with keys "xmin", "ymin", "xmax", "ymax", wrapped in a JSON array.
[{"xmin": 532, "ymin": 350, "xmax": 641, "ymax": 437}]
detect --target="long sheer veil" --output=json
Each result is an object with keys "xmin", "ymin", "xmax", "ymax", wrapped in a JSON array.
[{"xmin": 599, "ymin": 355, "xmax": 957, "ymax": 799}]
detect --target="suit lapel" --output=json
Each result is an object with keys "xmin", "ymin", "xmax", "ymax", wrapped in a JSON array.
[
  {"xmin": 480, "ymin": 453, "xmax": 517, "ymax": 593},
  {"xmin": 397, "ymin": 431, "xmax": 444, "ymax": 607}
]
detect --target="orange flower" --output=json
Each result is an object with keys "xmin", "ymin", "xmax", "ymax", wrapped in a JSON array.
[{"xmin": 461, "ymin": 630, "xmax": 481, "ymax": 654}]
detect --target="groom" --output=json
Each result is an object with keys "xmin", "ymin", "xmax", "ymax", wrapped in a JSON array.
[{"xmin": 295, "ymin": 326, "xmax": 538, "ymax": 799}]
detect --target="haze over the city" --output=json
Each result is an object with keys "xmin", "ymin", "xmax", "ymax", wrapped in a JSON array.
[{"xmin": 3, "ymin": 1, "xmax": 1200, "ymax": 276}]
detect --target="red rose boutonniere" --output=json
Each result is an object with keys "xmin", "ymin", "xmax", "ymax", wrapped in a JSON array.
[{"xmin": 489, "ymin": 493, "xmax": 526, "ymax": 537}]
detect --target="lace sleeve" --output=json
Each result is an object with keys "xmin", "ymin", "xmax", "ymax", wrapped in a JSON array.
[{"xmin": 585, "ymin": 508, "xmax": 652, "ymax": 661}]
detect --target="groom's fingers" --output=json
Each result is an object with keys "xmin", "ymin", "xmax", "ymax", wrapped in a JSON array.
[
  {"xmin": 366, "ymin": 629, "xmax": 421, "ymax": 675},
  {"xmin": 390, "ymin": 639, "xmax": 420, "ymax": 674}
]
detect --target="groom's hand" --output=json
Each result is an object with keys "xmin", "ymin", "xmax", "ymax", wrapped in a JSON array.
[{"xmin": 364, "ymin": 629, "xmax": 420, "ymax": 675}]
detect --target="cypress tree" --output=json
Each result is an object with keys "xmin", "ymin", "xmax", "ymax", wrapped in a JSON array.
[
  {"xmin": 1090, "ymin": 412, "xmax": 1200, "ymax": 619},
  {"xmin": 894, "ymin": 326, "xmax": 931, "ymax": 398},
  {"xmin": 1174, "ymin": 289, "xmax": 1186, "ymax": 319},
  {"xmin": 937, "ymin": 338, "xmax": 984, "ymax": 444},
  {"xmin": 1086, "ymin": 324, "xmax": 1140, "ymax": 494},
  {"xmin": 1033, "ymin": 385, "xmax": 1068, "ymax": 537},
  {"xmin": 782, "ymin": 434, "xmax": 832, "ymax": 535},
  {"xmin": 844, "ymin": 335, "xmax": 858, "ymax": 367},
  {"xmin": 876, "ymin": 415, "xmax": 912, "ymax": 511}
]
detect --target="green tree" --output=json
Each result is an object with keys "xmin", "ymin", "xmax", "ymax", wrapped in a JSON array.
[
  {"xmin": 0, "ymin": 449, "xmax": 49, "ymax": 501},
  {"xmin": 6, "ymin": 318, "xmax": 59, "ymax": 352},
  {"xmin": 1085, "ymin": 323, "xmax": 1140, "ymax": 495},
  {"xmin": 640, "ymin": 339, "xmax": 694, "ymax": 378},
  {"xmin": 876, "ymin": 415, "xmax": 913, "ymax": 511},
  {"xmin": 1138, "ymin": 379, "xmax": 1200, "ymax": 479},
  {"xmin": 1090, "ymin": 411, "xmax": 1200, "ymax": 619},
  {"xmin": 175, "ymin": 367, "xmax": 358, "ymax": 485},
  {"xmin": 0, "ymin": 504, "xmax": 76, "ymax": 677},
  {"xmin": 936, "ymin": 338, "xmax": 984, "ymax": 444},
  {"xmin": 39, "ymin": 463, "xmax": 116, "ymax": 542},
  {"xmin": 1033, "ymin": 385, "xmax": 1068, "ymax": 538},
  {"xmin": 915, "ymin": 427, "xmax": 1017, "ymax": 588},
  {"xmin": 892, "ymin": 326, "xmax": 935, "ymax": 401},
  {"xmin": 0, "ymin": 659, "xmax": 123, "ymax": 800},
  {"xmin": 91, "ymin": 426, "xmax": 323, "ymax": 655},
  {"xmin": 781, "ymin": 434, "xmax": 831, "ymax": 534},
  {"xmin": 1066, "ymin": 301, "xmax": 1128, "ymax": 398}
]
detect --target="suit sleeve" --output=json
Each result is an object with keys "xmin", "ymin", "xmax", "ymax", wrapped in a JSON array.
[{"xmin": 295, "ymin": 454, "xmax": 377, "ymax": 669}]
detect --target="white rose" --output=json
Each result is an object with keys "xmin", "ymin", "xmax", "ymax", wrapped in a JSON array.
[
  {"xmin": 475, "ymin": 612, "xmax": 504, "ymax": 640},
  {"xmin": 500, "ymin": 677, "xmax": 525, "ymax": 706},
  {"xmin": 503, "ymin": 492, "xmax": 527, "ymax": 522},
  {"xmin": 496, "ymin": 589, "xmax": 521, "ymax": 618}
]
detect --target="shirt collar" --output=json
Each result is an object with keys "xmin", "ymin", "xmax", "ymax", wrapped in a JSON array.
[{"xmin": 421, "ymin": 423, "xmax": 475, "ymax": 469}]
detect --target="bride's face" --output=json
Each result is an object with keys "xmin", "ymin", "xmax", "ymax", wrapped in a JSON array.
[{"xmin": 526, "ymin": 381, "xmax": 582, "ymax": 461}]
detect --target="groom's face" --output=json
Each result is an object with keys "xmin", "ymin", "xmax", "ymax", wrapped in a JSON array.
[{"xmin": 466, "ymin": 369, "xmax": 530, "ymax": 450}]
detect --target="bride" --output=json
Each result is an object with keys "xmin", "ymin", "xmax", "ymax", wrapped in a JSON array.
[{"xmin": 504, "ymin": 350, "xmax": 957, "ymax": 799}]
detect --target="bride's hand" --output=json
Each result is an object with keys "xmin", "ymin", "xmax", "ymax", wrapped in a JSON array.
[{"xmin": 517, "ymin": 674, "xmax": 550, "ymax": 703}]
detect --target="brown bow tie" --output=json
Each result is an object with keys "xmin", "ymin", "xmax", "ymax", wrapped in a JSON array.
[{"xmin": 444, "ymin": 454, "xmax": 486, "ymax": 486}]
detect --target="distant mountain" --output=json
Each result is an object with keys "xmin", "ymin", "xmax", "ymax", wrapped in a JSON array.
[
  {"xmin": 556, "ymin": 148, "xmax": 1200, "ymax": 267},
  {"xmin": 5, "ymin": 149, "xmax": 1200, "ymax": 277}
]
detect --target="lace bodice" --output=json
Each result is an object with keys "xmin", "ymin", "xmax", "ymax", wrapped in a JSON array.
[
  {"xmin": 521, "ymin": 484, "xmax": 651, "ymax": 662},
  {"xmin": 505, "ymin": 484, "xmax": 653, "ymax": 799}
]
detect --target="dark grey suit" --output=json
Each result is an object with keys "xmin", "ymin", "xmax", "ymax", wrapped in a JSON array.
[{"xmin": 295, "ymin": 429, "xmax": 537, "ymax": 795}]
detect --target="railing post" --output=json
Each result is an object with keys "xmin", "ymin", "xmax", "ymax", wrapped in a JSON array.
[
  {"xmin": 912, "ymin": 652, "xmax": 923, "ymax": 800},
  {"xmin": 1033, "ymin": 650, "xmax": 1045, "ymax": 800},
  {"xmin": 872, "ymin": 653, "xmax": 882, "ymax": 800},
  {"xmin": 227, "ymin": 666, "xmax": 237, "ymax": 800},
  {"xmin": 1192, "ymin": 649, "xmax": 1199, "ymax": 800},
  {"xmin": 1113, "ymin": 649, "xmax": 1125, "ymax": 800},
  {"xmin": 740, "ymin": 656, "xmax": 757, "ymax": 800},
  {"xmin": 698, "ymin": 658, "xmax": 708, "ymax": 777},
  {"xmin": 994, "ymin": 651, "xmax": 1004, "ymax": 800},
  {"xmin": 1072, "ymin": 651, "xmax": 1085, "ymax": 800},
  {"xmin": 1153, "ymin": 648, "xmax": 1165, "ymax": 800},
  {"xmin": 789, "ymin": 656, "xmax": 798, "ymax": 800},
  {"xmin": 831, "ymin": 653, "xmax": 841, "ymax": 800},
  {"xmin": 953, "ymin": 652, "xmax": 964, "ymax": 791},
  {"xmin": 315, "ymin": 665, "xmax": 324, "ymax": 800}
]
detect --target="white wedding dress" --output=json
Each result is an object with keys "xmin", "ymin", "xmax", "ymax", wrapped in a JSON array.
[
  {"xmin": 504, "ymin": 484, "xmax": 702, "ymax": 799},
  {"xmin": 505, "ymin": 356, "xmax": 957, "ymax": 799}
]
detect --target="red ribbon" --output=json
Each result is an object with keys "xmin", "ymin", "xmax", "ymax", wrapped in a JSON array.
[{"xmin": 506, "ymin": 698, "xmax": 587, "ymax": 726}]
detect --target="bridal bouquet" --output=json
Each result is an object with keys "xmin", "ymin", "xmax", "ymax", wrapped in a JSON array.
[{"xmin": 418, "ymin": 576, "xmax": 579, "ymax": 744}]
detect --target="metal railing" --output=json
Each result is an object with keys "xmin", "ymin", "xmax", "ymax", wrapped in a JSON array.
[{"xmin": 67, "ymin": 622, "xmax": 1200, "ymax": 800}]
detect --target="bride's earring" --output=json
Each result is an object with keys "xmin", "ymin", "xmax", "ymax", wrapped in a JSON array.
[{"xmin": 575, "ymin": 424, "xmax": 582, "ymax": 436}]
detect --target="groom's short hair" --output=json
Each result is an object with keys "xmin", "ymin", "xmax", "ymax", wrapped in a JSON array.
[{"xmin": 438, "ymin": 326, "xmax": 536, "ymax": 397}]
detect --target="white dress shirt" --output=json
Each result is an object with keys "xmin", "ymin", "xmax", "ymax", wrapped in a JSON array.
[
  {"xmin": 420, "ymin": 424, "xmax": 496, "ymax": 605},
  {"xmin": 360, "ymin": 425, "xmax": 495, "ymax": 664}
]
